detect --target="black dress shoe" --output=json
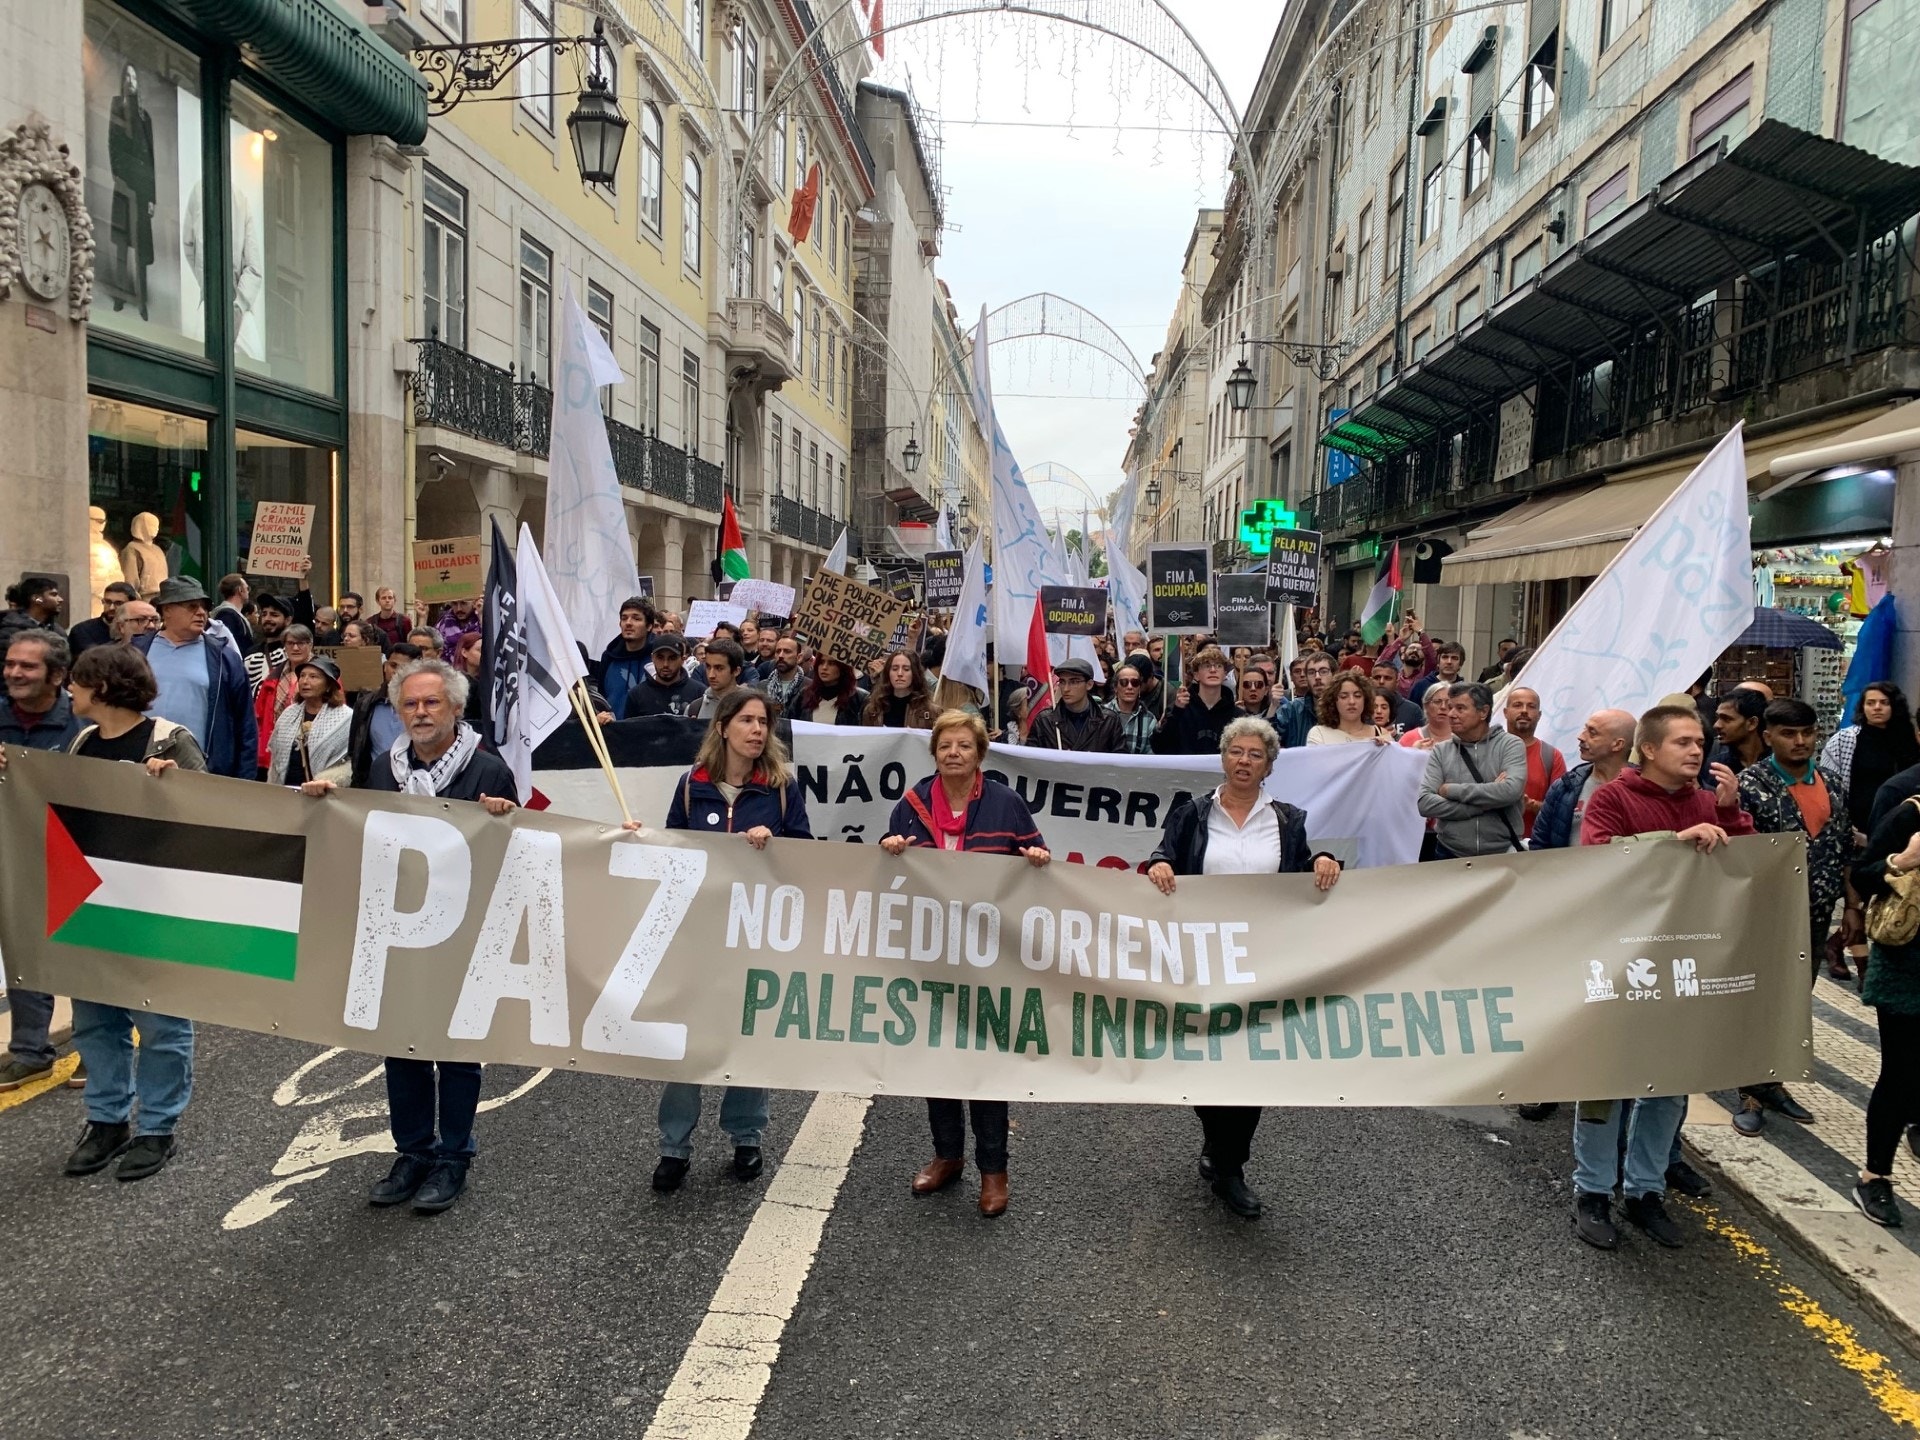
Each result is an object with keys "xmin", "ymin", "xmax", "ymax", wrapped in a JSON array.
[
  {"xmin": 1664, "ymin": 1159, "xmax": 1712, "ymax": 1199},
  {"xmin": 1757, "ymin": 1085, "xmax": 1814, "ymax": 1124},
  {"xmin": 65, "ymin": 1120, "xmax": 131, "ymax": 1176},
  {"xmin": 653, "ymin": 1155, "xmax": 690, "ymax": 1192},
  {"xmin": 1197, "ymin": 1150, "xmax": 1216, "ymax": 1182},
  {"xmin": 370, "ymin": 1154, "xmax": 434, "ymax": 1207},
  {"xmin": 733, "ymin": 1145, "xmax": 764, "ymax": 1181},
  {"xmin": 1210, "ymin": 1171, "xmax": 1263, "ymax": 1219},
  {"xmin": 1732, "ymin": 1096, "xmax": 1765, "ymax": 1136},
  {"xmin": 115, "ymin": 1134, "xmax": 176, "ymax": 1182},
  {"xmin": 1516, "ymin": 1103, "xmax": 1560, "ymax": 1121},
  {"xmin": 412, "ymin": 1158, "xmax": 469, "ymax": 1214}
]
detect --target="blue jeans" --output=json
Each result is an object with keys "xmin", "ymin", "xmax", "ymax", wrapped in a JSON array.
[
  {"xmin": 385, "ymin": 1058, "xmax": 482, "ymax": 1160},
  {"xmin": 70, "ymin": 1002, "xmax": 194, "ymax": 1136},
  {"xmin": 6, "ymin": 986, "xmax": 56, "ymax": 1067},
  {"xmin": 657, "ymin": 1084, "xmax": 767, "ymax": 1158},
  {"xmin": 1572, "ymin": 1096, "xmax": 1686, "ymax": 1199}
]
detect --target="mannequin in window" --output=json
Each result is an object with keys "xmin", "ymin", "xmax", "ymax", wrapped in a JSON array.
[
  {"xmin": 88, "ymin": 507, "xmax": 124, "ymax": 615},
  {"xmin": 119, "ymin": 512, "xmax": 168, "ymax": 600}
]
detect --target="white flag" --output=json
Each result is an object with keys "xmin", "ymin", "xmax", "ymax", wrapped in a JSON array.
[
  {"xmin": 943, "ymin": 534, "xmax": 991, "ymax": 695},
  {"xmin": 971, "ymin": 308, "xmax": 1070, "ymax": 645},
  {"xmin": 1279, "ymin": 604, "xmax": 1299, "ymax": 677},
  {"xmin": 544, "ymin": 286, "xmax": 638, "ymax": 657},
  {"xmin": 1514, "ymin": 424, "xmax": 1755, "ymax": 755},
  {"xmin": 1104, "ymin": 467, "xmax": 1148, "ymax": 649},
  {"xmin": 824, "ymin": 528, "xmax": 849, "ymax": 575},
  {"xmin": 934, "ymin": 508, "xmax": 954, "ymax": 550},
  {"xmin": 503, "ymin": 524, "xmax": 590, "ymax": 804}
]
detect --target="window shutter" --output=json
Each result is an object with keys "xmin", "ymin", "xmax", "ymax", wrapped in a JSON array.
[
  {"xmin": 1470, "ymin": 56, "xmax": 1494, "ymax": 120},
  {"xmin": 1530, "ymin": 0, "xmax": 1558, "ymax": 48}
]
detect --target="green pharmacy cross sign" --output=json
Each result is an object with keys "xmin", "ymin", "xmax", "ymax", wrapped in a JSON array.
[{"xmin": 1239, "ymin": 498, "xmax": 1297, "ymax": 558}]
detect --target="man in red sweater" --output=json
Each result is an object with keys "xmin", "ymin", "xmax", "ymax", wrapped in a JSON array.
[{"xmin": 1570, "ymin": 704, "xmax": 1754, "ymax": 1253}]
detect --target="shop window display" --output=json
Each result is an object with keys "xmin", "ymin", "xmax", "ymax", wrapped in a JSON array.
[
  {"xmin": 229, "ymin": 86, "xmax": 335, "ymax": 394},
  {"xmin": 236, "ymin": 430, "xmax": 335, "ymax": 596},
  {"xmin": 86, "ymin": 399, "xmax": 213, "ymax": 597}
]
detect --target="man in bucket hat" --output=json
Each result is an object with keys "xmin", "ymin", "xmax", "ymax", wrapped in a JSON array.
[{"xmin": 132, "ymin": 576, "xmax": 257, "ymax": 778}]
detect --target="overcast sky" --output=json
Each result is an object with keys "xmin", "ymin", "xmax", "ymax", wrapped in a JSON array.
[{"xmin": 868, "ymin": 2, "xmax": 1289, "ymax": 519}]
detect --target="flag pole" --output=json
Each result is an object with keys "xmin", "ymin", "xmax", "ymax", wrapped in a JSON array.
[{"xmin": 569, "ymin": 680, "xmax": 636, "ymax": 827}]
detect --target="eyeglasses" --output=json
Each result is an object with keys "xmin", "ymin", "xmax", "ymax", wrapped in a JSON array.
[{"xmin": 1115, "ymin": 678, "xmax": 1142, "ymax": 687}]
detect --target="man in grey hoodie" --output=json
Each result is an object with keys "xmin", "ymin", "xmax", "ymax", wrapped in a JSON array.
[{"xmin": 1416, "ymin": 682, "xmax": 1527, "ymax": 858}]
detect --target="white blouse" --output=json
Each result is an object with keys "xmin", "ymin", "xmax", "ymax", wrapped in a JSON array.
[{"xmin": 1203, "ymin": 788, "xmax": 1281, "ymax": 875}]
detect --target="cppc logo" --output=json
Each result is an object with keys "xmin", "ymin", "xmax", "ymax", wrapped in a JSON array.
[
  {"xmin": 1672, "ymin": 957, "xmax": 1699, "ymax": 997},
  {"xmin": 1626, "ymin": 957, "xmax": 1662, "ymax": 1000}
]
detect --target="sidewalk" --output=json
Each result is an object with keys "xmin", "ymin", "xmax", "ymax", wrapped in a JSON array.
[
  {"xmin": 1683, "ymin": 975, "xmax": 1920, "ymax": 1357},
  {"xmin": 0, "ymin": 989, "xmax": 75, "ymax": 1054}
]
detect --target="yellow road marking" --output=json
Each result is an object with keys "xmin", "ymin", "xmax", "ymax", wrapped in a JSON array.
[
  {"xmin": 1689, "ymin": 1200, "xmax": 1920, "ymax": 1430},
  {"xmin": 0, "ymin": 1052, "xmax": 81, "ymax": 1114}
]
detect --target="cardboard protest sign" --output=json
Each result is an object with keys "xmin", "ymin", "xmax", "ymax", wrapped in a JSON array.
[
  {"xmin": 412, "ymin": 536, "xmax": 484, "ymax": 606},
  {"xmin": 317, "ymin": 644, "xmax": 385, "ymax": 694},
  {"xmin": 1147, "ymin": 545, "xmax": 1212, "ymax": 634},
  {"xmin": 1040, "ymin": 585, "xmax": 1109, "ymax": 637},
  {"xmin": 792, "ymin": 566, "xmax": 910, "ymax": 670},
  {"xmin": 1215, "ymin": 574, "xmax": 1272, "ymax": 647},
  {"xmin": 685, "ymin": 600, "xmax": 749, "ymax": 638},
  {"xmin": 1263, "ymin": 527, "xmax": 1322, "ymax": 607},
  {"xmin": 923, "ymin": 550, "xmax": 965, "ymax": 609},
  {"xmin": 246, "ymin": 502, "xmax": 316, "ymax": 580},
  {"xmin": 731, "ymin": 578, "xmax": 797, "ymax": 617}
]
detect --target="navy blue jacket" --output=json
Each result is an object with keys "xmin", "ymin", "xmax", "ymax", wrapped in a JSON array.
[
  {"xmin": 1149, "ymin": 792, "xmax": 1329, "ymax": 876},
  {"xmin": 1529, "ymin": 761, "xmax": 1594, "ymax": 850},
  {"xmin": 596, "ymin": 635, "xmax": 656, "ymax": 720},
  {"xmin": 885, "ymin": 774, "xmax": 1045, "ymax": 855},
  {"xmin": 0, "ymin": 692, "xmax": 83, "ymax": 750},
  {"xmin": 666, "ymin": 766, "xmax": 813, "ymax": 837},
  {"xmin": 133, "ymin": 630, "xmax": 257, "ymax": 779}
]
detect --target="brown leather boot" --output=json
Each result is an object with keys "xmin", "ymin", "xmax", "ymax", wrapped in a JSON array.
[
  {"xmin": 912, "ymin": 1157, "xmax": 963, "ymax": 1195},
  {"xmin": 979, "ymin": 1171, "xmax": 1008, "ymax": 1217}
]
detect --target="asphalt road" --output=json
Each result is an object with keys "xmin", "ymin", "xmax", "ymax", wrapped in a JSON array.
[{"xmin": 3, "ymin": 1025, "xmax": 1916, "ymax": 1440}]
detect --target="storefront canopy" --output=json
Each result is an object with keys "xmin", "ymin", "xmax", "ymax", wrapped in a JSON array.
[
  {"xmin": 1323, "ymin": 122, "xmax": 1920, "ymax": 464},
  {"xmin": 1765, "ymin": 400, "xmax": 1920, "ymax": 480},
  {"xmin": 160, "ymin": 0, "xmax": 428, "ymax": 144}
]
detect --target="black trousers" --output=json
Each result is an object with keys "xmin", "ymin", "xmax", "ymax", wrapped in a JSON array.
[
  {"xmin": 927, "ymin": 1098, "xmax": 1009, "ymax": 1172},
  {"xmin": 1196, "ymin": 1105, "xmax": 1262, "ymax": 1173},
  {"xmin": 1867, "ymin": 1008, "xmax": 1920, "ymax": 1177}
]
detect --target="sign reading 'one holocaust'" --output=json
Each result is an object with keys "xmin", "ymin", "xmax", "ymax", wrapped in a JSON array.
[
  {"xmin": 1040, "ymin": 585, "xmax": 1108, "ymax": 637},
  {"xmin": 1263, "ymin": 527, "xmax": 1322, "ymax": 607},
  {"xmin": 1147, "ymin": 545, "xmax": 1213, "ymax": 634},
  {"xmin": 0, "ymin": 749, "xmax": 1814, "ymax": 1108}
]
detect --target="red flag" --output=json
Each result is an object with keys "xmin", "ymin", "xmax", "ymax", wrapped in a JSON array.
[
  {"xmin": 870, "ymin": 0, "xmax": 885, "ymax": 57},
  {"xmin": 1022, "ymin": 598, "xmax": 1053, "ymax": 737},
  {"xmin": 788, "ymin": 163, "xmax": 821, "ymax": 245}
]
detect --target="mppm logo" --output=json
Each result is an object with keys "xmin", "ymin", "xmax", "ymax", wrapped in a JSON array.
[
  {"xmin": 1625, "ymin": 957, "xmax": 1662, "ymax": 1000},
  {"xmin": 1672, "ymin": 957, "xmax": 1699, "ymax": 997}
]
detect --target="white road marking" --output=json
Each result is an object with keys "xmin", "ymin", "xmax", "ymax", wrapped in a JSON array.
[
  {"xmin": 643, "ymin": 1092, "xmax": 872, "ymax": 1440},
  {"xmin": 222, "ymin": 1047, "xmax": 551, "ymax": 1230}
]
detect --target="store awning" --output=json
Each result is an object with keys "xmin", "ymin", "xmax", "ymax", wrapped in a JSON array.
[
  {"xmin": 1439, "ymin": 462, "xmax": 1696, "ymax": 585},
  {"xmin": 1765, "ymin": 401, "xmax": 1920, "ymax": 479},
  {"xmin": 163, "ymin": 0, "xmax": 428, "ymax": 144},
  {"xmin": 1323, "ymin": 122, "xmax": 1920, "ymax": 464}
]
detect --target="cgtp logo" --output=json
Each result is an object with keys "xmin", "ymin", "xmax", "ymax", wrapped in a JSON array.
[
  {"xmin": 1626, "ymin": 957, "xmax": 1662, "ymax": 1000},
  {"xmin": 1584, "ymin": 959, "xmax": 1618, "ymax": 1003},
  {"xmin": 1672, "ymin": 957, "xmax": 1700, "ymax": 997}
]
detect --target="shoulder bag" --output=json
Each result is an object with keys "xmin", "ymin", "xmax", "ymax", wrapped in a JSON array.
[{"xmin": 1865, "ymin": 798, "xmax": 1920, "ymax": 946}]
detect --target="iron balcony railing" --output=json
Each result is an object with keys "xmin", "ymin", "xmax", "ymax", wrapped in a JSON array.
[
  {"xmin": 772, "ymin": 496, "xmax": 839, "ymax": 548},
  {"xmin": 412, "ymin": 341, "xmax": 719, "ymax": 514}
]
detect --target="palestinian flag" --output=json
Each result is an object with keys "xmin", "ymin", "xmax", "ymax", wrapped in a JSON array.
[
  {"xmin": 1359, "ymin": 540, "xmax": 1401, "ymax": 646},
  {"xmin": 45, "ymin": 805, "xmax": 304, "ymax": 982},
  {"xmin": 715, "ymin": 493, "xmax": 751, "ymax": 583}
]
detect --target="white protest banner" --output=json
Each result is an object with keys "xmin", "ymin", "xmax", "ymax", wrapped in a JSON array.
[
  {"xmin": 246, "ymin": 502, "xmax": 315, "ymax": 579},
  {"xmin": 685, "ymin": 599, "xmax": 749, "ymax": 638},
  {"xmin": 537, "ymin": 721, "xmax": 1430, "ymax": 871},
  {"xmin": 731, "ymin": 578, "xmax": 798, "ymax": 618}
]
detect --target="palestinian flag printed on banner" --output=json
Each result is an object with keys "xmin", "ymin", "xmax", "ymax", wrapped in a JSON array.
[
  {"xmin": 44, "ymin": 804, "xmax": 304, "ymax": 982},
  {"xmin": 1359, "ymin": 540, "xmax": 1401, "ymax": 646}
]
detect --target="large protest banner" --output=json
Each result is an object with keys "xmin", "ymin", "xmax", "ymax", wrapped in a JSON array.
[
  {"xmin": 0, "ymin": 749, "xmax": 1810, "ymax": 1106},
  {"xmin": 536, "ymin": 720, "xmax": 1444, "ymax": 871}
]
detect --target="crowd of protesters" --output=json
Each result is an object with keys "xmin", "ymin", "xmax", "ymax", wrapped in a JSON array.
[{"xmin": 1, "ymin": 572, "xmax": 1915, "ymax": 1244}]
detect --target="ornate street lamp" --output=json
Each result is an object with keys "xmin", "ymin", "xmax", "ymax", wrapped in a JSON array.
[
  {"xmin": 1230, "ymin": 330, "xmax": 1349, "ymax": 398},
  {"xmin": 902, "ymin": 432, "xmax": 922, "ymax": 474},
  {"xmin": 1144, "ymin": 477, "xmax": 1163, "ymax": 508},
  {"xmin": 1225, "ymin": 356, "xmax": 1258, "ymax": 413},
  {"xmin": 567, "ymin": 67, "xmax": 628, "ymax": 188}
]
